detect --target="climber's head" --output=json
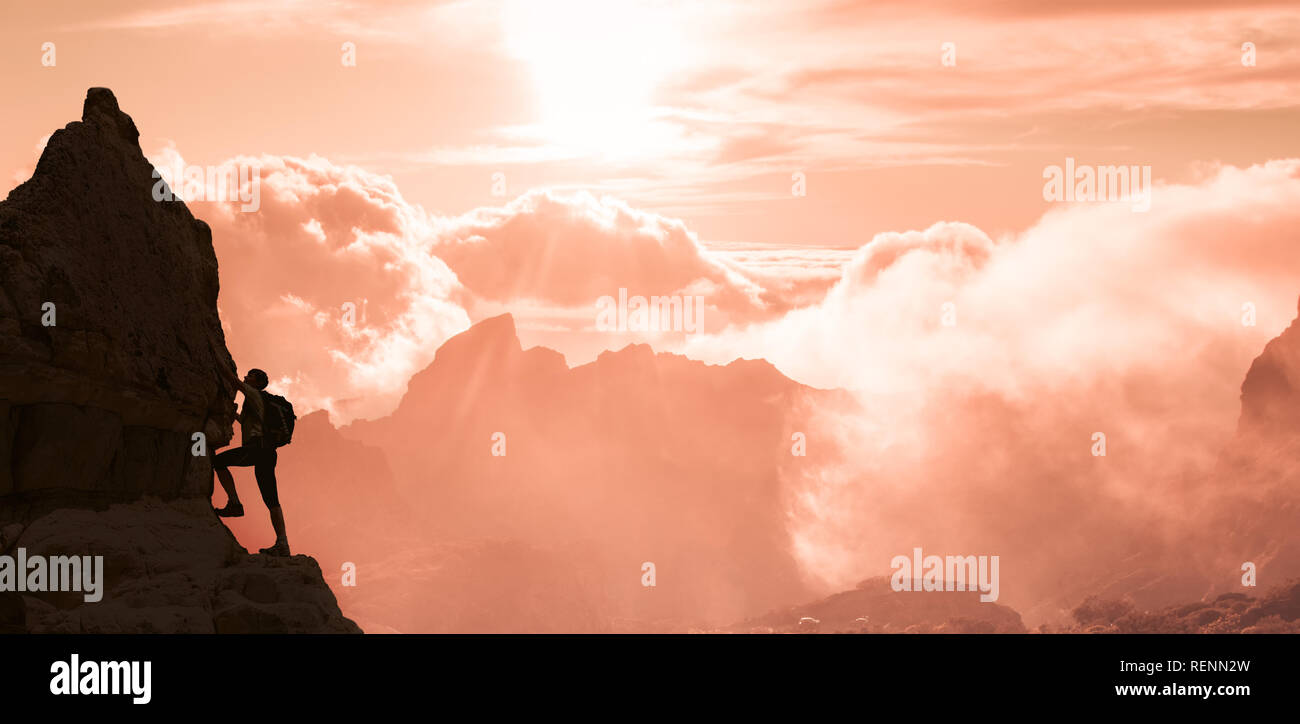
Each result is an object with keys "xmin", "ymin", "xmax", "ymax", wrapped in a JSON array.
[{"xmin": 244, "ymin": 368, "xmax": 269, "ymax": 390}]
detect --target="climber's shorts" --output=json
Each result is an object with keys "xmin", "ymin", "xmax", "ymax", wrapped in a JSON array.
[{"xmin": 213, "ymin": 439, "xmax": 280, "ymax": 508}]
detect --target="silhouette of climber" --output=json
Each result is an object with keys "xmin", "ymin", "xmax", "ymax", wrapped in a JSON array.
[{"xmin": 212, "ymin": 357, "xmax": 290, "ymax": 557}]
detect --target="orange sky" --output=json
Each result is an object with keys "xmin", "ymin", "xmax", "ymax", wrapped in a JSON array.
[{"xmin": 8, "ymin": 1, "xmax": 1300, "ymax": 235}]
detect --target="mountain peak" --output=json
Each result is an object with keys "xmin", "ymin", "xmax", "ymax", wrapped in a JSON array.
[
  {"xmin": 474, "ymin": 312, "xmax": 518, "ymax": 339},
  {"xmin": 387, "ymin": 314, "xmax": 522, "ymax": 411},
  {"xmin": 2, "ymin": 87, "xmax": 234, "ymax": 516},
  {"xmin": 83, "ymin": 87, "xmax": 121, "ymax": 118},
  {"xmin": 600, "ymin": 342, "xmax": 656, "ymax": 362},
  {"xmin": 81, "ymin": 87, "xmax": 140, "ymax": 145},
  {"xmin": 1239, "ymin": 296, "xmax": 1300, "ymax": 436},
  {"xmin": 433, "ymin": 313, "xmax": 521, "ymax": 363}
]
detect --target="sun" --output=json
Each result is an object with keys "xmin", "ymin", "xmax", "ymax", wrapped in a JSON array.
[{"xmin": 501, "ymin": 0, "xmax": 686, "ymax": 158}]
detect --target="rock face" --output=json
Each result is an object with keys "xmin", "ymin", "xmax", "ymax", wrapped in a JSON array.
[
  {"xmin": 1239, "ymin": 296, "xmax": 1300, "ymax": 437},
  {"xmin": 1214, "ymin": 295, "xmax": 1300, "ymax": 592},
  {"xmin": 1065, "ymin": 579, "xmax": 1300, "ymax": 633},
  {"xmin": 1, "ymin": 498, "xmax": 359, "ymax": 633},
  {"xmin": 1059, "ymin": 298, "xmax": 1300, "ymax": 621},
  {"xmin": 1, "ymin": 87, "xmax": 235, "ymax": 520},
  {"xmin": 0, "ymin": 88, "xmax": 356, "ymax": 633}
]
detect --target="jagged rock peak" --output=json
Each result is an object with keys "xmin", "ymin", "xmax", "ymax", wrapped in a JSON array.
[{"xmin": 81, "ymin": 87, "xmax": 140, "ymax": 144}]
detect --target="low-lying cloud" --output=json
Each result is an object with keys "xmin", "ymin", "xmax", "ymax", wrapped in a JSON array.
[
  {"xmin": 156, "ymin": 151, "xmax": 787, "ymax": 421},
  {"xmin": 153, "ymin": 147, "xmax": 472, "ymax": 423},
  {"xmin": 687, "ymin": 160, "xmax": 1300, "ymax": 622},
  {"xmin": 432, "ymin": 190, "xmax": 770, "ymax": 323}
]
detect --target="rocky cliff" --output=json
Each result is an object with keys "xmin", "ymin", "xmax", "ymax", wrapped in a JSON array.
[
  {"xmin": 1, "ymin": 87, "xmax": 235, "ymax": 519},
  {"xmin": 0, "ymin": 88, "xmax": 357, "ymax": 633},
  {"xmin": 1239, "ymin": 296, "xmax": 1300, "ymax": 438},
  {"xmin": 1211, "ymin": 295, "xmax": 1300, "ymax": 593}
]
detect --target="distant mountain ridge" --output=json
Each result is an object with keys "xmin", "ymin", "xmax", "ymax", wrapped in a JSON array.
[{"xmin": 251, "ymin": 312, "xmax": 848, "ymax": 630}]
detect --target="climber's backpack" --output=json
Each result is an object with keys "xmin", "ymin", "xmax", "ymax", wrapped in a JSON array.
[{"xmin": 259, "ymin": 392, "xmax": 296, "ymax": 448}]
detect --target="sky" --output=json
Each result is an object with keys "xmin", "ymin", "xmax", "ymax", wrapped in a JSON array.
[
  {"xmin": 5, "ymin": 1, "xmax": 1299, "ymax": 233},
  {"xmin": 5, "ymin": 0, "xmax": 1300, "ymax": 619}
]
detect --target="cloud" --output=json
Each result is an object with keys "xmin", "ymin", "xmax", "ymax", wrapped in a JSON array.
[
  {"xmin": 707, "ymin": 242, "xmax": 856, "ymax": 310},
  {"xmin": 686, "ymin": 160, "xmax": 1300, "ymax": 621},
  {"xmin": 65, "ymin": 0, "xmax": 469, "ymax": 39},
  {"xmin": 431, "ymin": 190, "xmax": 773, "ymax": 330},
  {"xmin": 815, "ymin": 0, "xmax": 1300, "ymax": 21},
  {"xmin": 10, "ymin": 134, "xmax": 50, "ymax": 187},
  {"xmin": 151, "ymin": 147, "xmax": 471, "ymax": 424},
  {"xmin": 150, "ymin": 147, "xmax": 840, "ymax": 418}
]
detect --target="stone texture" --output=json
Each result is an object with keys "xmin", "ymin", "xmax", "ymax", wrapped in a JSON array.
[
  {"xmin": 0, "ymin": 87, "xmax": 235, "ymax": 518},
  {"xmin": 0, "ymin": 88, "xmax": 357, "ymax": 633},
  {"xmin": 11, "ymin": 498, "xmax": 359, "ymax": 634}
]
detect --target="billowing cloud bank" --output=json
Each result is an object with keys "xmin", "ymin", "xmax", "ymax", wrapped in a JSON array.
[
  {"xmin": 432, "ymin": 191, "xmax": 766, "ymax": 315},
  {"xmin": 686, "ymin": 160, "xmax": 1300, "ymax": 621},
  {"xmin": 159, "ymin": 150, "xmax": 777, "ymax": 422},
  {"xmin": 157, "ymin": 149, "xmax": 472, "ymax": 422}
]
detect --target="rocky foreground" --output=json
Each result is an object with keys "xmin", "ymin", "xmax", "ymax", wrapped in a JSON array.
[{"xmin": 0, "ymin": 88, "xmax": 356, "ymax": 633}]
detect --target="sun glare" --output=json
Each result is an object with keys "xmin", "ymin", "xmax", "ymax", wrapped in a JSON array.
[{"xmin": 502, "ymin": 0, "xmax": 686, "ymax": 158}]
